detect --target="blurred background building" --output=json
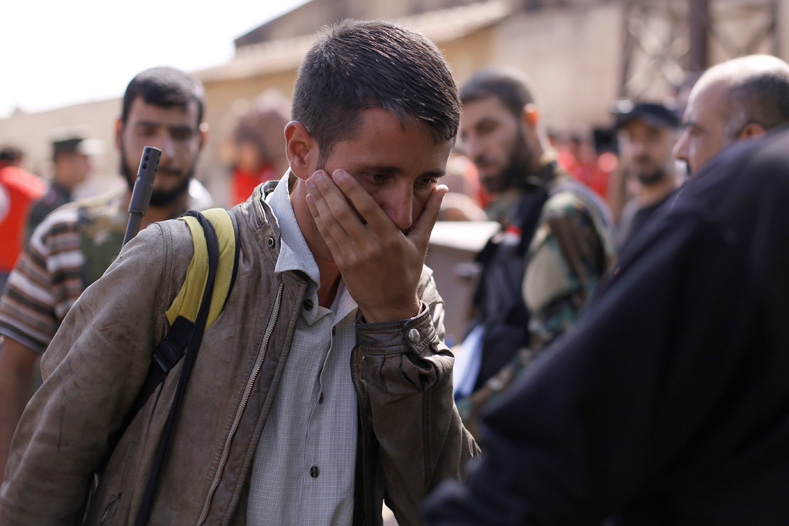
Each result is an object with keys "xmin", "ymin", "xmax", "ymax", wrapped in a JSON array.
[{"xmin": 0, "ymin": 0, "xmax": 783, "ymax": 205}]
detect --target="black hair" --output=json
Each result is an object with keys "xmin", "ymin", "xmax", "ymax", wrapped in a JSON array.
[
  {"xmin": 728, "ymin": 68, "xmax": 789, "ymax": 134},
  {"xmin": 460, "ymin": 66, "xmax": 535, "ymax": 119},
  {"xmin": 291, "ymin": 19, "xmax": 459, "ymax": 160},
  {"xmin": 122, "ymin": 66, "xmax": 205, "ymax": 125}
]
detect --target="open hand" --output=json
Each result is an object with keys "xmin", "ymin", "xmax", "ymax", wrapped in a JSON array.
[{"xmin": 305, "ymin": 169, "xmax": 447, "ymax": 322}]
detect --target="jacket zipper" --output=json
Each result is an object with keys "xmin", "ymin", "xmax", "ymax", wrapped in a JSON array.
[{"xmin": 196, "ymin": 283, "xmax": 284, "ymax": 525}]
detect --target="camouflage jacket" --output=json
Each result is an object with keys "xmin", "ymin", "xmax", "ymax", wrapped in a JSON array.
[{"xmin": 458, "ymin": 160, "xmax": 616, "ymax": 439}]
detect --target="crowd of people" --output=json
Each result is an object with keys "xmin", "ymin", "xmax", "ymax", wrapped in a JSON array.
[{"xmin": 1, "ymin": 15, "xmax": 789, "ymax": 525}]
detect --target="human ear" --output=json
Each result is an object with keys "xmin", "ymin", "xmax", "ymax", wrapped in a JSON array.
[
  {"xmin": 522, "ymin": 103, "xmax": 540, "ymax": 130},
  {"xmin": 285, "ymin": 121, "xmax": 319, "ymax": 179},
  {"xmin": 197, "ymin": 122, "xmax": 209, "ymax": 153},
  {"xmin": 114, "ymin": 118, "xmax": 123, "ymax": 151},
  {"xmin": 738, "ymin": 122, "xmax": 766, "ymax": 140}
]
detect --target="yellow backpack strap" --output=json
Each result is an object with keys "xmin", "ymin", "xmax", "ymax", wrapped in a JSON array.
[
  {"xmin": 165, "ymin": 208, "xmax": 237, "ymax": 330},
  {"xmin": 108, "ymin": 208, "xmax": 239, "ymax": 484}
]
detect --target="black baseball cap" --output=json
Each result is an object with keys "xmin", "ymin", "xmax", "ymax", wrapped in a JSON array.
[
  {"xmin": 50, "ymin": 130, "xmax": 102, "ymax": 160},
  {"xmin": 612, "ymin": 99, "xmax": 680, "ymax": 129}
]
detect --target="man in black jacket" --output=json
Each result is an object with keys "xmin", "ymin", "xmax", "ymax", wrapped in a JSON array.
[{"xmin": 423, "ymin": 125, "xmax": 789, "ymax": 524}]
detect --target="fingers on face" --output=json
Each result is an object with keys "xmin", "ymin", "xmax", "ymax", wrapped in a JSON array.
[
  {"xmin": 306, "ymin": 171, "xmax": 353, "ymax": 249},
  {"xmin": 407, "ymin": 183, "xmax": 447, "ymax": 247},
  {"xmin": 308, "ymin": 169, "xmax": 391, "ymax": 233},
  {"xmin": 330, "ymin": 170, "xmax": 394, "ymax": 232},
  {"xmin": 305, "ymin": 169, "xmax": 445, "ymax": 260}
]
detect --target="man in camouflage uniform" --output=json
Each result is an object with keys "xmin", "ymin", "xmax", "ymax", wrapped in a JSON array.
[
  {"xmin": 454, "ymin": 67, "xmax": 616, "ymax": 439},
  {"xmin": 0, "ymin": 66, "xmax": 212, "ymax": 481}
]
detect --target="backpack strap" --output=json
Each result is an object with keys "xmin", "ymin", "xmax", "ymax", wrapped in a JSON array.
[
  {"xmin": 100, "ymin": 209, "xmax": 238, "ymax": 484},
  {"xmin": 134, "ymin": 208, "xmax": 237, "ymax": 525},
  {"xmin": 118, "ymin": 209, "xmax": 238, "ymax": 432},
  {"xmin": 148, "ymin": 208, "xmax": 239, "ymax": 375},
  {"xmin": 165, "ymin": 207, "xmax": 239, "ymax": 331}
]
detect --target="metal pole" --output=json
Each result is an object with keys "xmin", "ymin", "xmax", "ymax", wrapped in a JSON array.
[{"xmin": 689, "ymin": 0, "xmax": 709, "ymax": 72}]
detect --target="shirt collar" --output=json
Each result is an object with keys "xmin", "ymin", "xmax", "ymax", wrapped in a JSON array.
[
  {"xmin": 267, "ymin": 171, "xmax": 321, "ymax": 285},
  {"xmin": 266, "ymin": 171, "xmax": 359, "ymax": 319}
]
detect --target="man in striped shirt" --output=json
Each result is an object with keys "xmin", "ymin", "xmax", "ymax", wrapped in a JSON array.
[{"xmin": 0, "ymin": 66, "xmax": 211, "ymax": 481}]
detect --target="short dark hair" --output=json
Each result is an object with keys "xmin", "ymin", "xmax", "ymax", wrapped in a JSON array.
[
  {"xmin": 291, "ymin": 19, "xmax": 459, "ymax": 160},
  {"xmin": 728, "ymin": 68, "xmax": 789, "ymax": 135},
  {"xmin": 122, "ymin": 66, "xmax": 205, "ymax": 126},
  {"xmin": 460, "ymin": 67, "xmax": 536, "ymax": 119}
]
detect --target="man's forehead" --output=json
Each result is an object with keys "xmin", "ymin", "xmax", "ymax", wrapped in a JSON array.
[
  {"xmin": 464, "ymin": 95, "xmax": 511, "ymax": 114},
  {"xmin": 127, "ymin": 96, "xmax": 199, "ymax": 124},
  {"xmin": 619, "ymin": 119, "xmax": 670, "ymax": 135},
  {"xmin": 461, "ymin": 96, "xmax": 513, "ymax": 125},
  {"xmin": 687, "ymin": 79, "xmax": 730, "ymax": 117}
]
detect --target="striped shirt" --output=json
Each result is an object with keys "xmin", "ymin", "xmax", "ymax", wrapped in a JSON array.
[
  {"xmin": 0, "ymin": 184, "xmax": 209, "ymax": 353},
  {"xmin": 247, "ymin": 172, "xmax": 358, "ymax": 525},
  {"xmin": 0, "ymin": 189, "xmax": 123, "ymax": 352}
]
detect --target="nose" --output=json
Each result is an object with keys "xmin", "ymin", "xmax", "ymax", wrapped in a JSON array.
[
  {"xmin": 628, "ymin": 139, "xmax": 646, "ymax": 159},
  {"xmin": 383, "ymin": 183, "xmax": 415, "ymax": 232},
  {"xmin": 152, "ymin": 133, "xmax": 176, "ymax": 163}
]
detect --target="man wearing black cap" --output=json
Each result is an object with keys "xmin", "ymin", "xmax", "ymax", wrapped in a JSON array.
[
  {"xmin": 25, "ymin": 131, "xmax": 99, "ymax": 240},
  {"xmin": 611, "ymin": 100, "xmax": 681, "ymax": 248}
]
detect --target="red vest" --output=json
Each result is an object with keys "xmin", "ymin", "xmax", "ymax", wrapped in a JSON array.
[{"xmin": 0, "ymin": 166, "xmax": 46, "ymax": 271}]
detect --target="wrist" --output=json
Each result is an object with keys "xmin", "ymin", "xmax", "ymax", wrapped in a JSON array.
[{"xmin": 359, "ymin": 297, "xmax": 420, "ymax": 323}]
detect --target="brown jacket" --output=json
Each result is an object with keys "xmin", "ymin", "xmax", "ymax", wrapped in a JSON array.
[{"xmin": 0, "ymin": 185, "xmax": 478, "ymax": 525}]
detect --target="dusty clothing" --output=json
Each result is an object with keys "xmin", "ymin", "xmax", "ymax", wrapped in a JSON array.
[
  {"xmin": 0, "ymin": 183, "xmax": 478, "ymax": 525},
  {"xmin": 425, "ymin": 129, "xmax": 789, "ymax": 524}
]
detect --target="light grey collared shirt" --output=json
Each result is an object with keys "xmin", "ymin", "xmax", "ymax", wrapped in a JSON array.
[{"xmin": 247, "ymin": 172, "xmax": 359, "ymax": 525}]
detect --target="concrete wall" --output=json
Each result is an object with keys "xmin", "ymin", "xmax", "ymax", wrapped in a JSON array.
[
  {"xmin": 492, "ymin": 2, "xmax": 623, "ymax": 135},
  {"xmin": 0, "ymin": 99, "xmax": 122, "ymax": 197},
  {"xmin": 441, "ymin": 25, "xmax": 498, "ymax": 85}
]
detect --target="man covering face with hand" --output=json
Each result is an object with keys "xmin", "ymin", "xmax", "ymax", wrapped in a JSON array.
[{"xmin": 0, "ymin": 19, "xmax": 478, "ymax": 526}]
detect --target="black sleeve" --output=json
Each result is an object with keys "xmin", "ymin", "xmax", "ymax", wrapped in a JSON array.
[
  {"xmin": 423, "ymin": 210, "xmax": 750, "ymax": 524},
  {"xmin": 424, "ymin": 131, "xmax": 789, "ymax": 525}
]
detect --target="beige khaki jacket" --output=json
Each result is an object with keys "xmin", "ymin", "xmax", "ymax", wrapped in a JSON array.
[{"xmin": 0, "ymin": 184, "xmax": 478, "ymax": 525}]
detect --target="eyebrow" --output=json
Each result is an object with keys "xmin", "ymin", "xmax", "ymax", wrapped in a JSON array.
[
  {"xmin": 358, "ymin": 164, "xmax": 445, "ymax": 178},
  {"xmin": 473, "ymin": 117, "xmax": 497, "ymax": 130},
  {"xmin": 132, "ymin": 121, "xmax": 194, "ymax": 131}
]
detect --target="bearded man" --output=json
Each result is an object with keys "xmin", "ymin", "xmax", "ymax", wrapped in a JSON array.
[
  {"xmin": 453, "ymin": 67, "xmax": 616, "ymax": 439},
  {"xmin": 0, "ymin": 66, "xmax": 212, "ymax": 480}
]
